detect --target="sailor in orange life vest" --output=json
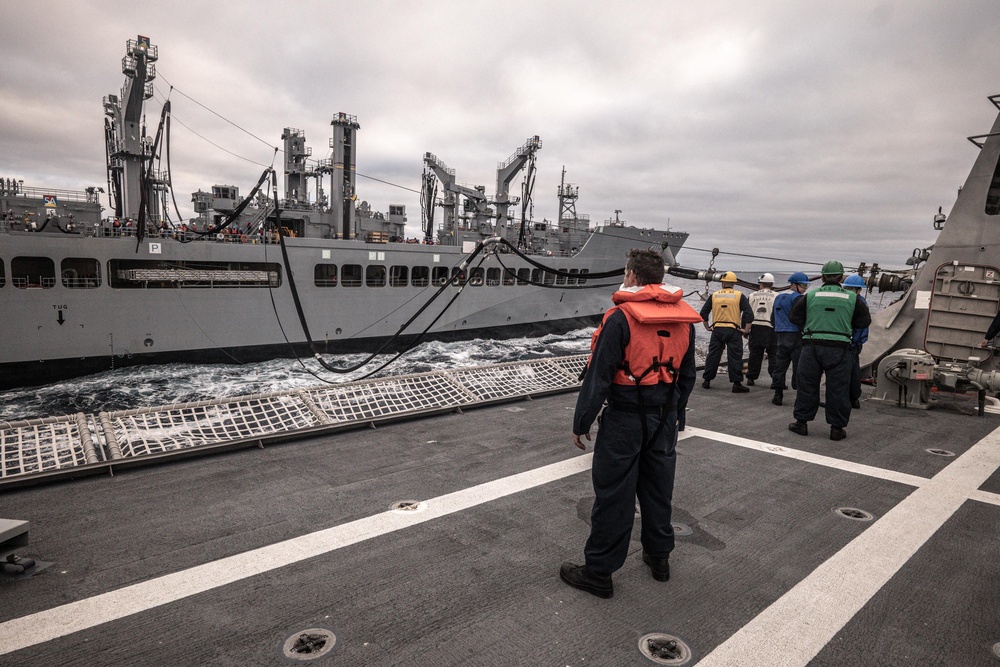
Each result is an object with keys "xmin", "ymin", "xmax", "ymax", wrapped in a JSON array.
[
  {"xmin": 560, "ymin": 248, "xmax": 701, "ymax": 599},
  {"xmin": 699, "ymin": 272, "xmax": 754, "ymax": 393}
]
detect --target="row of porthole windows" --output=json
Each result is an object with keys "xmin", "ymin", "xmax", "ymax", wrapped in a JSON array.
[
  {"xmin": 313, "ymin": 264, "xmax": 589, "ymax": 288},
  {"xmin": 0, "ymin": 257, "xmax": 101, "ymax": 289},
  {"xmin": 0, "ymin": 257, "xmax": 591, "ymax": 290}
]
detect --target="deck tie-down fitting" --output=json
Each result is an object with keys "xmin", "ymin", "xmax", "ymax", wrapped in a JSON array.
[{"xmin": 648, "ymin": 638, "xmax": 682, "ymax": 660}]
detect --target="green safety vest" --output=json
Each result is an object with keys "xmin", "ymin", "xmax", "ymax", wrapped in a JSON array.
[{"xmin": 802, "ymin": 285, "xmax": 856, "ymax": 343}]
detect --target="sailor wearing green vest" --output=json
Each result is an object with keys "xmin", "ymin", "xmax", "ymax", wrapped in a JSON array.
[{"xmin": 787, "ymin": 261, "xmax": 871, "ymax": 441}]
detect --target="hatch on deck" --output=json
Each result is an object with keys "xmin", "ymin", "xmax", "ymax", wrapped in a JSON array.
[{"xmin": 924, "ymin": 263, "xmax": 1000, "ymax": 362}]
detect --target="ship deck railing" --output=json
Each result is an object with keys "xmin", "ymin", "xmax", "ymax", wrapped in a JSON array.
[
  {"xmin": 0, "ymin": 355, "xmax": 589, "ymax": 489},
  {"xmin": 0, "ymin": 185, "xmax": 98, "ymax": 203},
  {"xmin": 2, "ymin": 222, "xmax": 599, "ymax": 259}
]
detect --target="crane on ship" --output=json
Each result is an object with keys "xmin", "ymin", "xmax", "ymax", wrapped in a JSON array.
[
  {"xmin": 104, "ymin": 35, "xmax": 167, "ymax": 224},
  {"xmin": 420, "ymin": 136, "xmax": 542, "ymax": 247}
]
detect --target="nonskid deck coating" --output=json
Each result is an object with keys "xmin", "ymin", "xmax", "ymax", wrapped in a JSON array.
[{"xmin": 1, "ymin": 382, "xmax": 999, "ymax": 666}]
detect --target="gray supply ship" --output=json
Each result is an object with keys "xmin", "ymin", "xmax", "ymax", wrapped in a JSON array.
[{"xmin": 0, "ymin": 36, "xmax": 686, "ymax": 390}]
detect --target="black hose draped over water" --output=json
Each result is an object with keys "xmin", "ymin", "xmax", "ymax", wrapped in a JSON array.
[
  {"xmin": 135, "ymin": 101, "xmax": 170, "ymax": 251},
  {"xmin": 177, "ymin": 166, "xmax": 274, "ymax": 243},
  {"xmin": 666, "ymin": 265, "xmax": 820, "ymax": 292},
  {"xmin": 268, "ymin": 170, "xmax": 490, "ymax": 377},
  {"xmin": 263, "ymin": 214, "xmax": 660, "ymax": 379},
  {"xmin": 493, "ymin": 254, "xmax": 621, "ymax": 290},
  {"xmin": 494, "ymin": 238, "xmax": 625, "ymax": 280},
  {"xmin": 163, "ymin": 102, "xmax": 187, "ymax": 227}
]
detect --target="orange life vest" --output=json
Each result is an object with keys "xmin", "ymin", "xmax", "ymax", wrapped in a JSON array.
[{"xmin": 589, "ymin": 284, "xmax": 703, "ymax": 385}]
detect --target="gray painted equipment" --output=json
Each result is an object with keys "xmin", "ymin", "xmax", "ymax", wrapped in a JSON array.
[
  {"xmin": 872, "ymin": 347, "xmax": 1000, "ymax": 412},
  {"xmin": 0, "ymin": 519, "xmax": 33, "ymax": 574}
]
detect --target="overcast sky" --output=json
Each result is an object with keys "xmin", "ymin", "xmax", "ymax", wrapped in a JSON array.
[{"xmin": 3, "ymin": 0, "xmax": 999, "ymax": 271}]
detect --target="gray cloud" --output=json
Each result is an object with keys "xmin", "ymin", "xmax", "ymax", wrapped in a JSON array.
[{"xmin": 3, "ymin": 0, "xmax": 998, "ymax": 271}]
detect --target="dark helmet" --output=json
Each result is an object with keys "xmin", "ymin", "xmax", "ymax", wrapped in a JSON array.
[
  {"xmin": 821, "ymin": 260, "xmax": 845, "ymax": 276},
  {"xmin": 788, "ymin": 271, "xmax": 810, "ymax": 285}
]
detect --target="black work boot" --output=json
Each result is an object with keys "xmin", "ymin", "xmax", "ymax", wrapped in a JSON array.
[
  {"xmin": 830, "ymin": 426, "xmax": 847, "ymax": 441},
  {"xmin": 772, "ymin": 390, "xmax": 783, "ymax": 406},
  {"xmin": 746, "ymin": 377, "xmax": 755, "ymax": 386},
  {"xmin": 851, "ymin": 398, "xmax": 861, "ymax": 409},
  {"xmin": 559, "ymin": 562, "xmax": 613, "ymax": 598},
  {"xmin": 702, "ymin": 379, "xmax": 711, "ymax": 389},
  {"xmin": 642, "ymin": 551, "xmax": 671, "ymax": 582},
  {"xmin": 788, "ymin": 420, "xmax": 808, "ymax": 436},
  {"xmin": 732, "ymin": 382, "xmax": 750, "ymax": 394}
]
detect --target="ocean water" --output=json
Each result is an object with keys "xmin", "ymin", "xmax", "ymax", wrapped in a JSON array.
[
  {"xmin": 0, "ymin": 330, "xmax": 600, "ymax": 422},
  {"xmin": 0, "ymin": 273, "xmax": 895, "ymax": 422}
]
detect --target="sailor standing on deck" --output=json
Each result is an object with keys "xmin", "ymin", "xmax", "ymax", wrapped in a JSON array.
[
  {"xmin": 787, "ymin": 261, "xmax": 871, "ymax": 441},
  {"xmin": 560, "ymin": 248, "xmax": 700, "ymax": 599},
  {"xmin": 746, "ymin": 273, "xmax": 777, "ymax": 387},
  {"xmin": 842, "ymin": 274, "xmax": 870, "ymax": 409},
  {"xmin": 769, "ymin": 272, "xmax": 810, "ymax": 406},
  {"xmin": 699, "ymin": 272, "xmax": 753, "ymax": 393}
]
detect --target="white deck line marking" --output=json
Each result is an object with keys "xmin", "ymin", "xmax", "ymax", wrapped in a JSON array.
[
  {"xmin": 696, "ymin": 425, "xmax": 1000, "ymax": 667},
  {"xmin": 685, "ymin": 426, "xmax": 929, "ymax": 488},
  {"xmin": 0, "ymin": 454, "xmax": 593, "ymax": 656},
  {"xmin": 968, "ymin": 488, "xmax": 1000, "ymax": 506}
]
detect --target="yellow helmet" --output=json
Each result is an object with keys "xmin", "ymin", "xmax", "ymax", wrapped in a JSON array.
[{"xmin": 720, "ymin": 271, "xmax": 738, "ymax": 283}]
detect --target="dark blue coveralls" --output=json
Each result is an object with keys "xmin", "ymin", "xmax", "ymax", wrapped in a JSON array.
[
  {"xmin": 770, "ymin": 291, "xmax": 804, "ymax": 391},
  {"xmin": 849, "ymin": 295, "xmax": 869, "ymax": 405},
  {"xmin": 573, "ymin": 310, "xmax": 696, "ymax": 575},
  {"xmin": 789, "ymin": 289, "xmax": 872, "ymax": 429},
  {"xmin": 700, "ymin": 291, "xmax": 753, "ymax": 384}
]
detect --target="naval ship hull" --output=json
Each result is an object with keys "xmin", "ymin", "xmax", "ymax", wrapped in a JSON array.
[{"xmin": 0, "ymin": 225, "xmax": 687, "ymax": 389}]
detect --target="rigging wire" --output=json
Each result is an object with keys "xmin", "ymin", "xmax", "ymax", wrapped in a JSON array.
[
  {"xmin": 150, "ymin": 84, "xmax": 277, "ymax": 168},
  {"xmin": 682, "ymin": 245, "xmax": 913, "ymax": 275},
  {"xmin": 156, "ymin": 73, "xmax": 277, "ymax": 150},
  {"xmin": 355, "ymin": 171, "xmax": 422, "ymax": 195},
  {"xmin": 152, "ymin": 81, "xmax": 425, "ymax": 197},
  {"xmin": 682, "ymin": 245, "xmax": 825, "ymax": 267}
]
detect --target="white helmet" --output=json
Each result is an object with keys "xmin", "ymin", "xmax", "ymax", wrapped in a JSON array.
[{"xmin": 758, "ymin": 273, "xmax": 775, "ymax": 283}]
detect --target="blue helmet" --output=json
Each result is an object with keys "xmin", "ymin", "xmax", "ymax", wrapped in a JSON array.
[
  {"xmin": 788, "ymin": 272, "xmax": 810, "ymax": 285},
  {"xmin": 843, "ymin": 274, "xmax": 866, "ymax": 289}
]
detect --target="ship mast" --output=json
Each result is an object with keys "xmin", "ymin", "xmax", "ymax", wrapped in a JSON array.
[
  {"xmin": 557, "ymin": 166, "xmax": 578, "ymax": 223},
  {"xmin": 104, "ymin": 36, "xmax": 162, "ymax": 221}
]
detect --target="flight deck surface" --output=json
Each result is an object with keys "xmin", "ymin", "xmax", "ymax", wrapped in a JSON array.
[{"xmin": 2, "ymin": 383, "xmax": 999, "ymax": 666}]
